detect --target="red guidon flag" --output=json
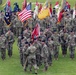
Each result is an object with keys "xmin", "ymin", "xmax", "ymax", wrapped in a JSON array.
[
  {"xmin": 66, "ymin": 1, "xmax": 70, "ymax": 9},
  {"xmin": 31, "ymin": 23, "xmax": 40, "ymax": 39},
  {"xmin": 7, "ymin": 0, "xmax": 11, "ymax": 6},
  {"xmin": 54, "ymin": 1, "xmax": 59, "ymax": 9}
]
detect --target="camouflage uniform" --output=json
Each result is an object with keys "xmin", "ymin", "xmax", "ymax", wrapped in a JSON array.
[
  {"xmin": 0, "ymin": 11, "xmax": 6, "ymax": 34},
  {"xmin": 51, "ymin": 32, "xmax": 60, "ymax": 60},
  {"xmin": 33, "ymin": 39, "xmax": 42, "ymax": 66},
  {"xmin": 47, "ymin": 38, "xmax": 53, "ymax": 65},
  {"xmin": 60, "ymin": 31, "xmax": 68, "ymax": 56},
  {"xmin": 23, "ymin": 29, "xmax": 31, "ymax": 39},
  {"xmin": 0, "ymin": 35, "xmax": 6, "ymax": 60},
  {"xmin": 68, "ymin": 32, "xmax": 76, "ymax": 59},
  {"xmin": 25, "ymin": 43, "xmax": 38, "ymax": 74},
  {"xmin": 72, "ymin": 18, "xmax": 76, "ymax": 32},
  {"xmin": 40, "ymin": 20, "xmax": 45, "ymax": 31},
  {"xmin": 23, "ymin": 42, "xmax": 29, "ymax": 70},
  {"xmin": 32, "ymin": 18, "xmax": 37, "ymax": 28},
  {"xmin": 17, "ymin": 35, "xmax": 22, "ymax": 48},
  {"xmin": 15, "ymin": 17, "xmax": 23, "ymax": 37},
  {"xmin": 19, "ymin": 39, "xmax": 25, "ymax": 66},
  {"xmin": 50, "ymin": 16, "xmax": 58, "ymax": 32},
  {"xmin": 27, "ymin": 19, "xmax": 33, "ymax": 29},
  {"xmin": 40, "ymin": 32, "xmax": 46, "ymax": 42},
  {"xmin": 45, "ymin": 28, "xmax": 52, "ymax": 40},
  {"xmin": 0, "ymin": 16, "xmax": 5, "ymax": 35},
  {"xmin": 11, "ymin": 14, "xmax": 17, "ymax": 35},
  {"xmin": 5, "ymin": 30, "xmax": 15, "ymax": 57},
  {"xmin": 17, "ymin": 35, "xmax": 23, "ymax": 65},
  {"xmin": 59, "ymin": 17, "xmax": 65, "ymax": 31},
  {"xmin": 64, "ymin": 16, "xmax": 72, "ymax": 32},
  {"xmin": 41, "ymin": 41, "xmax": 49, "ymax": 71}
]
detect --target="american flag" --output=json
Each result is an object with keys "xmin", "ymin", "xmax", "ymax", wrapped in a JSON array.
[
  {"xmin": 18, "ymin": 8, "xmax": 32, "ymax": 22},
  {"xmin": 18, "ymin": 3, "xmax": 32, "ymax": 22}
]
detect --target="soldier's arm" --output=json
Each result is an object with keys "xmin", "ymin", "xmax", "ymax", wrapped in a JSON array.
[
  {"xmin": 41, "ymin": 47, "xmax": 44, "ymax": 57},
  {"xmin": 43, "ymin": 45, "xmax": 49, "ymax": 57},
  {"xmin": 74, "ymin": 35, "xmax": 76, "ymax": 44},
  {"xmin": 25, "ymin": 47, "xmax": 30, "ymax": 56}
]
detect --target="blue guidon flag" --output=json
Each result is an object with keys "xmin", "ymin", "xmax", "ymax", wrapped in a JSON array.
[{"xmin": 4, "ymin": 12, "xmax": 11, "ymax": 26}]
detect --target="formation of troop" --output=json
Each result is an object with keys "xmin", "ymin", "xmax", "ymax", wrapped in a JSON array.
[{"xmin": 0, "ymin": 1, "xmax": 76, "ymax": 74}]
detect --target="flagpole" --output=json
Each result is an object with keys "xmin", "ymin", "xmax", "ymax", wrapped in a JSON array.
[
  {"xmin": 29, "ymin": 0, "xmax": 31, "ymax": 3},
  {"xmin": 36, "ymin": 0, "xmax": 38, "ymax": 2},
  {"xmin": 61, "ymin": 0, "xmax": 66, "ymax": 10}
]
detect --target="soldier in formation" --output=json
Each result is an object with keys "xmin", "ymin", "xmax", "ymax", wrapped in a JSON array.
[
  {"xmin": 0, "ymin": 34, "xmax": 6, "ymax": 60},
  {"xmin": 5, "ymin": 30, "xmax": 15, "ymax": 57},
  {"xmin": 68, "ymin": 31, "xmax": 76, "ymax": 59}
]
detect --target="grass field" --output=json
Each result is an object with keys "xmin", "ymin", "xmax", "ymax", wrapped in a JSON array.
[
  {"xmin": 0, "ymin": 0, "xmax": 76, "ymax": 75},
  {"xmin": 0, "ymin": 39, "xmax": 76, "ymax": 75},
  {"xmin": 0, "ymin": 0, "xmax": 76, "ymax": 10}
]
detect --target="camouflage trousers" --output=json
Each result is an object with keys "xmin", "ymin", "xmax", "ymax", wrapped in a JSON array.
[
  {"xmin": 48, "ymin": 53, "xmax": 52, "ymax": 65},
  {"xmin": 36, "ymin": 54, "xmax": 42, "ymax": 66},
  {"xmin": 23, "ymin": 54, "xmax": 28, "ymax": 71},
  {"xmin": 11, "ymin": 27, "xmax": 16, "ymax": 35},
  {"xmin": 61, "ymin": 44, "xmax": 67, "ymax": 55},
  {"xmin": 7, "ymin": 44, "xmax": 13, "ymax": 57},
  {"xmin": 69, "ymin": 46, "xmax": 75, "ymax": 59},
  {"xmin": 16, "ymin": 27, "xmax": 22, "ymax": 37},
  {"xmin": 53, "ymin": 45, "xmax": 59, "ymax": 60},
  {"xmin": 0, "ymin": 27, "xmax": 6, "ymax": 36},
  {"xmin": 42, "ymin": 57, "xmax": 49, "ymax": 71},
  {"xmin": 27, "ymin": 57, "xmax": 38, "ymax": 73},
  {"xmin": 1, "ymin": 48, "xmax": 6, "ymax": 60},
  {"xmin": 23, "ymin": 53, "xmax": 28, "ymax": 67},
  {"xmin": 19, "ymin": 49, "xmax": 23, "ymax": 66}
]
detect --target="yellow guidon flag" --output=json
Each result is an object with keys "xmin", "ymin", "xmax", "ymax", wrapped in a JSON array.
[
  {"xmin": 1, "ymin": 1, "xmax": 7, "ymax": 7},
  {"xmin": 38, "ymin": 8, "xmax": 50, "ymax": 20}
]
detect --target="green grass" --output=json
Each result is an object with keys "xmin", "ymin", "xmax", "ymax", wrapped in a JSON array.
[
  {"xmin": 0, "ymin": 0, "xmax": 76, "ymax": 10},
  {"xmin": 0, "ymin": 39, "xmax": 76, "ymax": 75}
]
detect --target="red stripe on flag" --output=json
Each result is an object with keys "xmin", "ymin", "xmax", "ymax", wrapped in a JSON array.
[
  {"xmin": 19, "ymin": 10, "xmax": 31, "ymax": 20},
  {"xmin": 18, "ymin": 8, "xmax": 32, "ymax": 22}
]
